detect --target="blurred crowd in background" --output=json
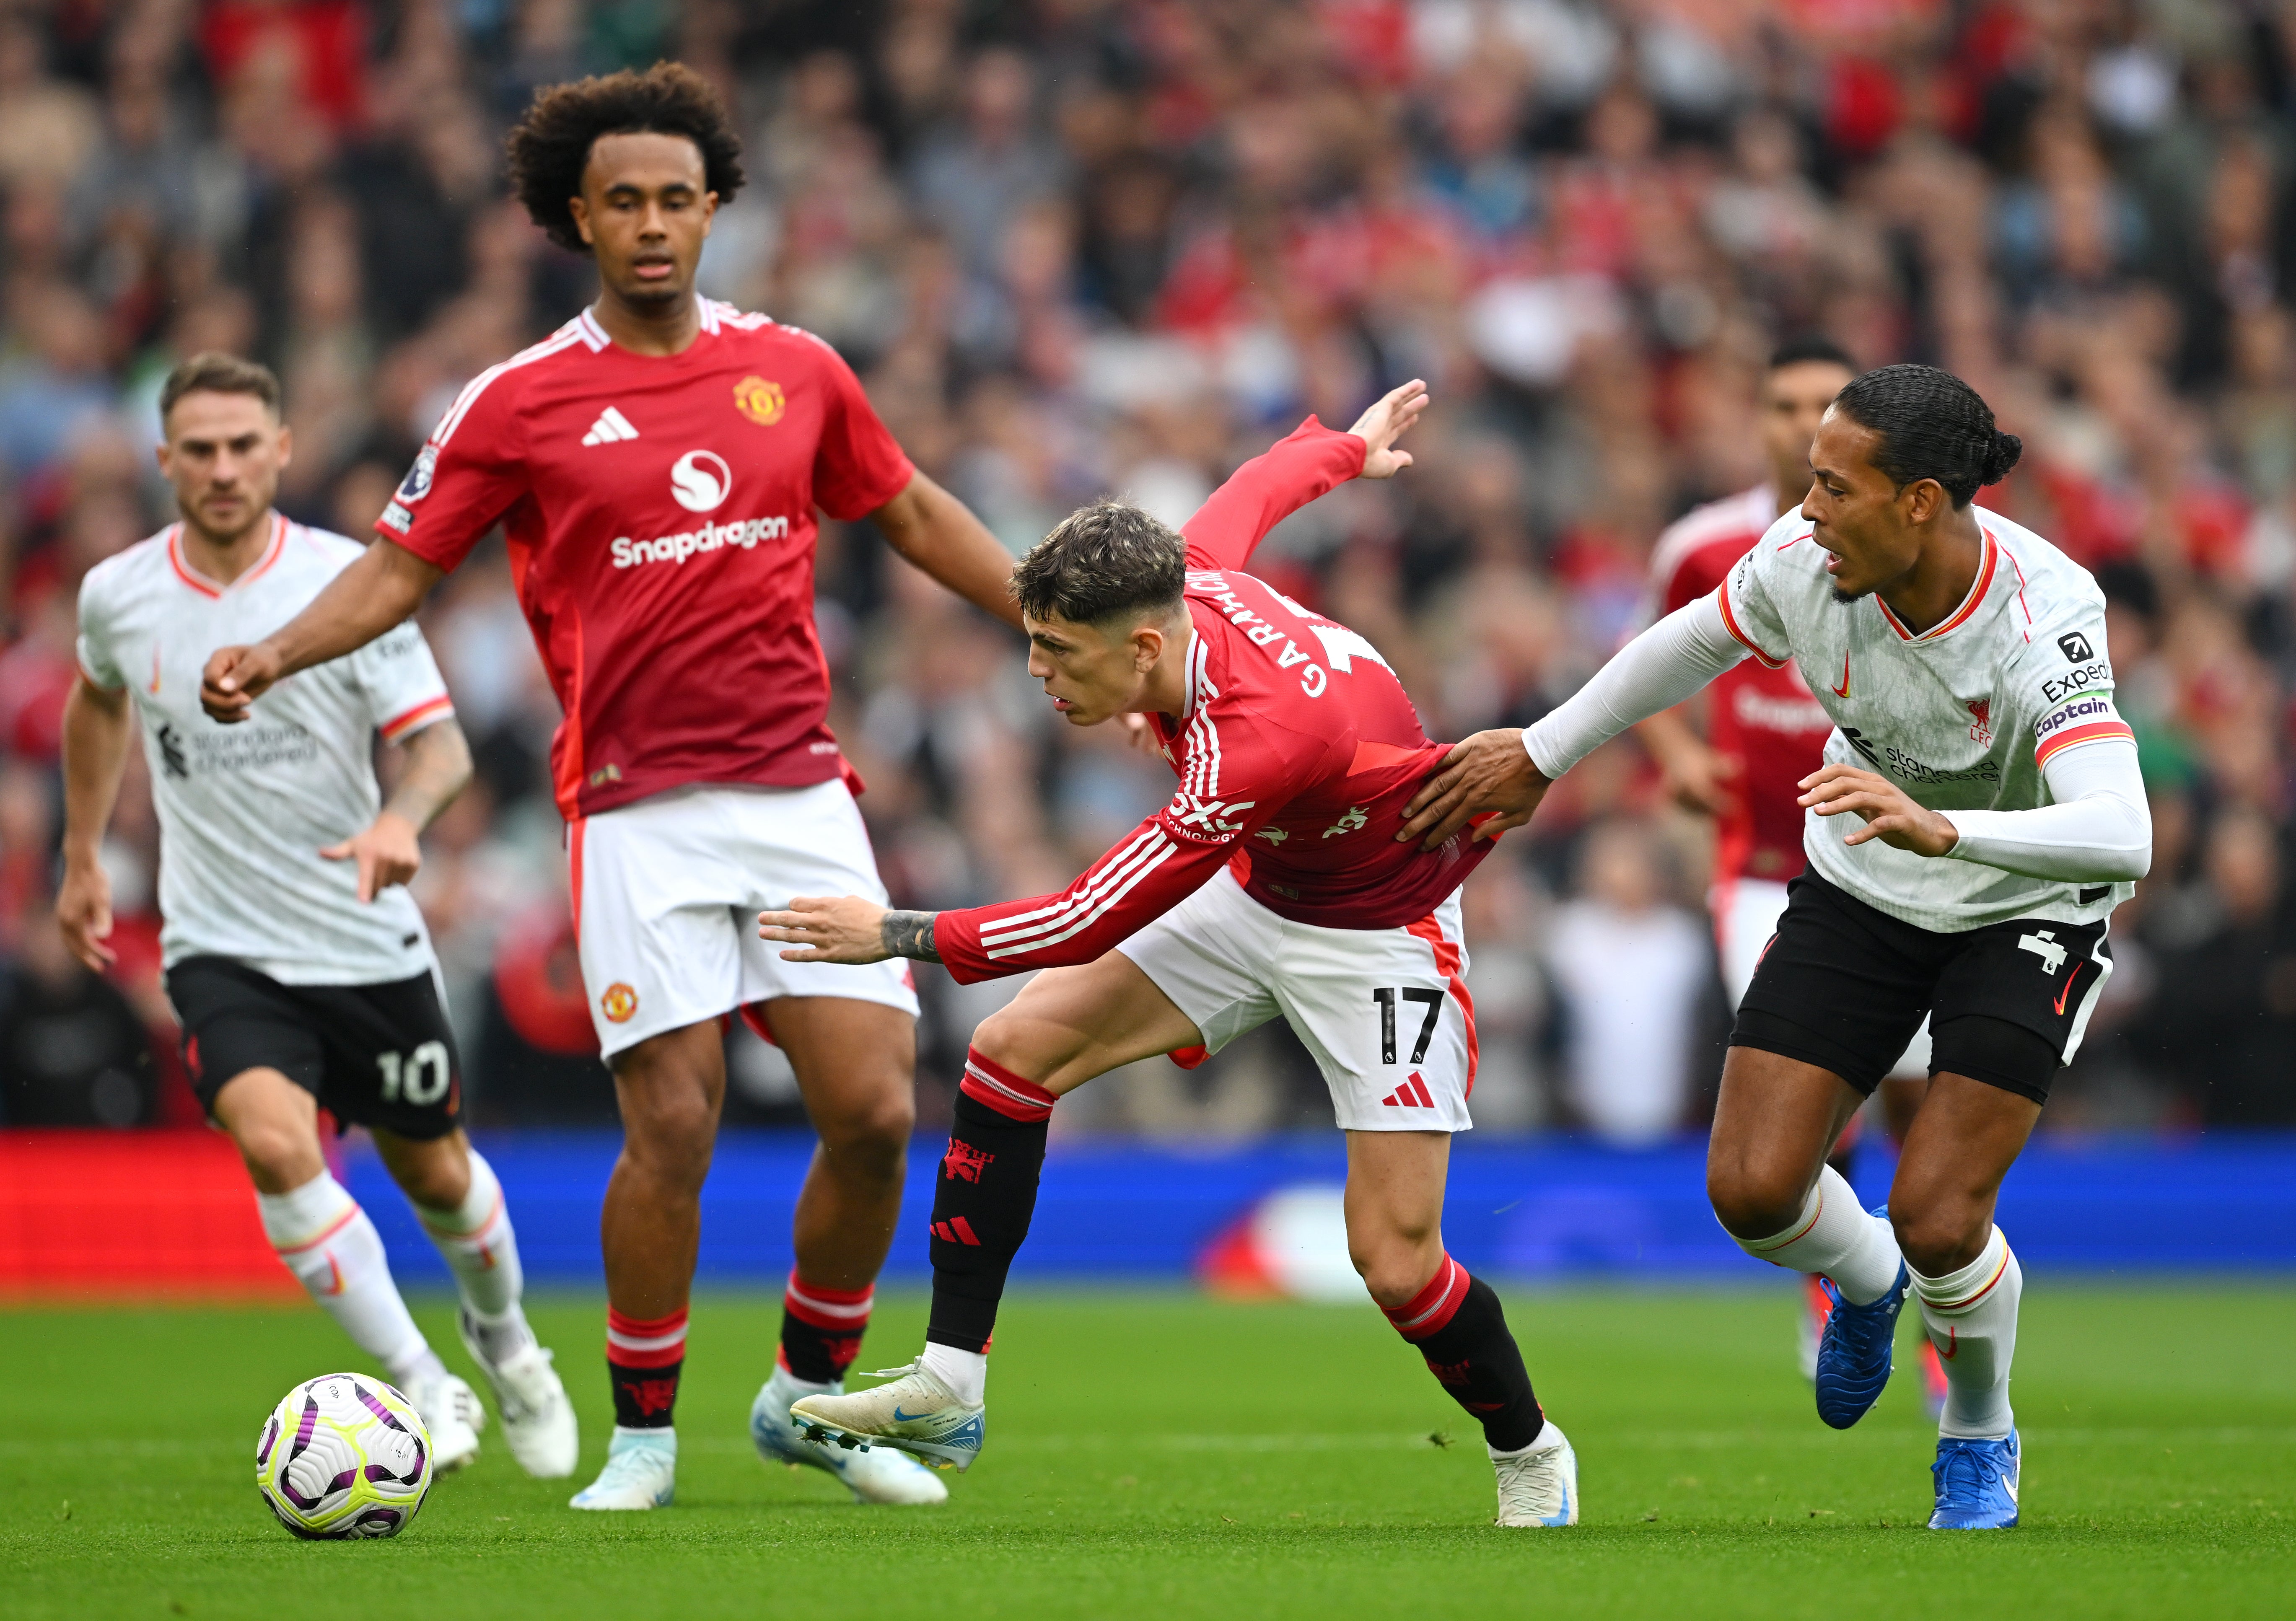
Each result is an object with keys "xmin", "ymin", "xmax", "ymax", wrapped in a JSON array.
[{"xmin": 4, "ymin": 0, "xmax": 2296, "ymax": 1139}]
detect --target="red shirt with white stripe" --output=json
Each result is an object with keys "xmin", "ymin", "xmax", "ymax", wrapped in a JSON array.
[
  {"xmin": 934, "ymin": 420, "xmax": 1493, "ymax": 983},
  {"xmin": 75, "ymin": 517, "xmax": 455, "ymax": 984},
  {"xmin": 1648, "ymin": 484, "xmax": 1835, "ymax": 887},
  {"xmin": 377, "ymin": 299, "xmax": 915, "ymax": 819}
]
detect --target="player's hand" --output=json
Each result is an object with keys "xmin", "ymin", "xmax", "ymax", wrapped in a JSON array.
[
  {"xmin": 201, "ymin": 642, "xmax": 284, "ymax": 723},
  {"xmin": 1347, "ymin": 379, "xmax": 1430, "ymax": 479},
  {"xmin": 1397, "ymin": 728, "xmax": 1551, "ymax": 851},
  {"xmin": 321, "ymin": 810, "xmax": 422, "ymax": 903},
  {"xmin": 1661, "ymin": 741, "xmax": 1738, "ymax": 816},
  {"xmin": 54, "ymin": 859, "xmax": 117, "ymax": 971},
  {"xmin": 758, "ymin": 895, "xmax": 893, "ymax": 963},
  {"xmin": 1799, "ymin": 763, "xmax": 1959, "ymax": 857}
]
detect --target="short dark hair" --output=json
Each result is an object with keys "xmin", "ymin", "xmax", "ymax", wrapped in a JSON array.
[
  {"xmin": 159, "ymin": 352, "xmax": 281, "ymax": 427},
  {"xmin": 1013, "ymin": 500, "xmax": 1187, "ymax": 627},
  {"xmin": 506, "ymin": 61, "xmax": 746, "ymax": 255},
  {"xmin": 1768, "ymin": 334, "xmax": 1857, "ymax": 373},
  {"xmin": 1830, "ymin": 363, "xmax": 2022, "ymax": 509}
]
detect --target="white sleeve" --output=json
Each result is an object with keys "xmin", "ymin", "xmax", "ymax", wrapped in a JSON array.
[
  {"xmin": 350, "ymin": 620, "xmax": 456, "ymax": 744},
  {"xmin": 1523, "ymin": 591, "xmax": 1749, "ymax": 778},
  {"xmin": 74, "ymin": 571, "xmax": 125, "ymax": 689},
  {"xmin": 1944, "ymin": 739, "xmax": 2151, "ymax": 882}
]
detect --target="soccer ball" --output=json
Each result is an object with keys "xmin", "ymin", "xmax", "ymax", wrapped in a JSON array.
[{"xmin": 255, "ymin": 1372, "xmax": 433, "ymax": 1539}]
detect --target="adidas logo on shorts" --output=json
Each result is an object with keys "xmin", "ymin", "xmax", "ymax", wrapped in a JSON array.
[{"xmin": 1381, "ymin": 1073, "xmax": 1436, "ymax": 1108}]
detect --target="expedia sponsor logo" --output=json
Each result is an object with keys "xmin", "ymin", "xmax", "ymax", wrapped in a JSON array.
[
  {"xmin": 612, "ymin": 515, "xmax": 791, "ymax": 568},
  {"xmin": 2057, "ymin": 631, "xmax": 2094, "ymax": 663},
  {"xmin": 2042, "ymin": 660, "xmax": 2112, "ymax": 705},
  {"xmin": 2038, "ymin": 695, "xmax": 2114, "ymax": 737}
]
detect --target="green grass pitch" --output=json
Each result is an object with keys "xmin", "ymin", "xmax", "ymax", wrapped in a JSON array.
[{"xmin": 3, "ymin": 1285, "xmax": 2291, "ymax": 1620}]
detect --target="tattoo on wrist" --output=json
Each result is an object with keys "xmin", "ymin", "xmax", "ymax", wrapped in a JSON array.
[{"xmin": 881, "ymin": 909, "xmax": 941, "ymax": 962}]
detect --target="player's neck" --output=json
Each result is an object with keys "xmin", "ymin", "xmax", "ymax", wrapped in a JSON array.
[
  {"xmin": 590, "ymin": 286, "xmax": 703, "ymax": 357},
  {"xmin": 179, "ymin": 508, "xmax": 278, "ymax": 585},
  {"xmin": 1876, "ymin": 508, "xmax": 1985, "ymax": 635}
]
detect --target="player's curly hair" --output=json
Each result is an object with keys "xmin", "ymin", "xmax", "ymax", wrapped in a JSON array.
[
  {"xmin": 1014, "ymin": 500, "xmax": 1187, "ymax": 627},
  {"xmin": 506, "ymin": 61, "xmax": 745, "ymax": 254},
  {"xmin": 1832, "ymin": 363, "xmax": 2021, "ymax": 509}
]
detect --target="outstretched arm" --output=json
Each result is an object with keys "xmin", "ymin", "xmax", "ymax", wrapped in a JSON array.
[
  {"xmin": 871, "ymin": 469, "xmax": 1024, "ymax": 629},
  {"xmin": 1398, "ymin": 590, "xmax": 1751, "ymax": 848},
  {"xmin": 319, "ymin": 716, "xmax": 474, "ymax": 903},
  {"xmin": 56, "ymin": 676, "xmax": 134, "ymax": 970},
  {"xmin": 1181, "ymin": 381, "xmax": 1426, "ymax": 571},
  {"xmin": 202, "ymin": 539, "xmax": 442, "ymax": 722}
]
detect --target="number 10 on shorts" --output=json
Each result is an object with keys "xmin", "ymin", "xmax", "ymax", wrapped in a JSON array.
[
  {"xmin": 1372, "ymin": 987, "xmax": 1443, "ymax": 1065},
  {"xmin": 376, "ymin": 1041, "xmax": 451, "ymax": 1105}
]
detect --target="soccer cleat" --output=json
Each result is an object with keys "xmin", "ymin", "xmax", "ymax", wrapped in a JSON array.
[
  {"xmin": 1492, "ymin": 1424, "xmax": 1578, "ymax": 1528},
  {"xmin": 1813, "ymin": 1211, "xmax": 1907, "ymax": 1430},
  {"xmin": 1929, "ymin": 1430, "xmax": 2019, "ymax": 1529},
  {"xmin": 568, "ymin": 1428, "xmax": 676, "ymax": 1510},
  {"xmin": 457, "ymin": 1310, "xmax": 579, "ymax": 1479},
  {"xmin": 751, "ymin": 1367, "xmax": 948, "ymax": 1504},
  {"xmin": 788, "ymin": 1361, "xmax": 986, "ymax": 1473},
  {"xmin": 405, "ymin": 1368, "xmax": 483, "ymax": 1471}
]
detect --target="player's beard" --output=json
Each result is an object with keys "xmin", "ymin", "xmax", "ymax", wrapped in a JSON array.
[{"xmin": 1829, "ymin": 584, "xmax": 1872, "ymax": 605}]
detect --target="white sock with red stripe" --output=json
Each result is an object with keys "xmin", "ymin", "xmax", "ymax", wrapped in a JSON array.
[
  {"xmin": 412, "ymin": 1148, "xmax": 534, "ymax": 1362},
  {"xmin": 257, "ymin": 1170, "xmax": 441, "ymax": 1388},
  {"xmin": 1911, "ymin": 1225, "xmax": 2020, "ymax": 1440},
  {"xmin": 1729, "ymin": 1165, "xmax": 1903, "ymax": 1305}
]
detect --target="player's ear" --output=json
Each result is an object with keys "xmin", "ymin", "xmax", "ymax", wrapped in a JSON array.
[
  {"xmin": 1130, "ymin": 622, "xmax": 1164, "ymax": 671},
  {"xmin": 274, "ymin": 421, "xmax": 293, "ymax": 472},
  {"xmin": 568, "ymin": 195, "xmax": 595, "ymax": 248}
]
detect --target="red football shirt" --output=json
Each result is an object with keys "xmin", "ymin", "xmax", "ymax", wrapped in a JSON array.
[
  {"xmin": 1648, "ymin": 484, "xmax": 1835, "ymax": 885},
  {"xmin": 935, "ymin": 419, "xmax": 1491, "ymax": 984},
  {"xmin": 378, "ymin": 300, "xmax": 915, "ymax": 819}
]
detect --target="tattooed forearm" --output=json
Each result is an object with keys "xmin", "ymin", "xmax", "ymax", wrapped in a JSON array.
[{"xmin": 881, "ymin": 909, "xmax": 941, "ymax": 962}]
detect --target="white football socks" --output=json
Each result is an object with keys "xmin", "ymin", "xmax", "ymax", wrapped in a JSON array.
[
  {"xmin": 921, "ymin": 1341, "xmax": 987, "ymax": 1407},
  {"xmin": 1730, "ymin": 1165, "xmax": 1904, "ymax": 1305},
  {"xmin": 1912, "ymin": 1225, "xmax": 2021, "ymax": 1440},
  {"xmin": 259, "ymin": 1170, "xmax": 441, "ymax": 1388},
  {"xmin": 412, "ymin": 1147, "xmax": 535, "ymax": 1362}
]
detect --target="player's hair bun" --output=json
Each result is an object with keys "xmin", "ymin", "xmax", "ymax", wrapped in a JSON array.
[{"xmin": 1982, "ymin": 429, "xmax": 2022, "ymax": 486}]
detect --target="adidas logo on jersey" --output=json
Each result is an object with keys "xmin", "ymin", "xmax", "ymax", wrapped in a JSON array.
[
  {"xmin": 582, "ymin": 406, "xmax": 639, "ymax": 445},
  {"xmin": 1381, "ymin": 1073, "xmax": 1436, "ymax": 1108}
]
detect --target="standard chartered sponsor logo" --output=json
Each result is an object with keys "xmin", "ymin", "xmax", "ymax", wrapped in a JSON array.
[
  {"xmin": 612, "ymin": 515, "xmax": 791, "ymax": 568},
  {"xmin": 184, "ymin": 725, "xmax": 318, "ymax": 773}
]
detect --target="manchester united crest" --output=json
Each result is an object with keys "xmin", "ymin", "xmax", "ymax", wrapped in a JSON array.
[
  {"xmin": 734, "ymin": 375, "xmax": 785, "ymax": 426},
  {"xmin": 600, "ymin": 982, "xmax": 639, "ymax": 1023}
]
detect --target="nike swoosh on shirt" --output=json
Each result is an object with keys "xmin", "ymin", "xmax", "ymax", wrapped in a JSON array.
[
  {"xmin": 1938, "ymin": 1327, "xmax": 1957, "ymax": 1359},
  {"xmin": 1830, "ymin": 652, "xmax": 1851, "ymax": 699}
]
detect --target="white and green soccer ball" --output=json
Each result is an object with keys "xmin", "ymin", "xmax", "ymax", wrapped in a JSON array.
[{"xmin": 256, "ymin": 1372, "xmax": 433, "ymax": 1539}]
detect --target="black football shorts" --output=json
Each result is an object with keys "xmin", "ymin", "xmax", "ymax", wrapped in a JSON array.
[
  {"xmin": 165, "ymin": 955, "xmax": 464, "ymax": 1139},
  {"xmin": 1731, "ymin": 869, "xmax": 2112, "ymax": 1104}
]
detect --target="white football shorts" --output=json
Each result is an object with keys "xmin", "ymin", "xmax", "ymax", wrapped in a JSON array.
[
  {"xmin": 1713, "ymin": 873, "xmax": 1931, "ymax": 1078},
  {"xmin": 1117, "ymin": 867, "xmax": 1477, "ymax": 1132},
  {"xmin": 570, "ymin": 780, "xmax": 919, "ymax": 1059}
]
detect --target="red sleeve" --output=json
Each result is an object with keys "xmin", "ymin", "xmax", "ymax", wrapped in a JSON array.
[
  {"xmin": 1181, "ymin": 417, "xmax": 1366, "ymax": 572},
  {"xmin": 377, "ymin": 371, "xmax": 529, "ymax": 572},
  {"xmin": 806, "ymin": 334, "xmax": 917, "ymax": 521},
  {"xmin": 1658, "ymin": 536, "xmax": 1732, "ymax": 616},
  {"xmin": 934, "ymin": 709, "xmax": 1295, "ymax": 983}
]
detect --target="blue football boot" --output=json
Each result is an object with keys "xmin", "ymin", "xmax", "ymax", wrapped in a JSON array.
[
  {"xmin": 1929, "ymin": 1430, "xmax": 2020, "ymax": 1529},
  {"xmin": 1812, "ymin": 1207, "xmax": 1907, "ymax": 1429}
]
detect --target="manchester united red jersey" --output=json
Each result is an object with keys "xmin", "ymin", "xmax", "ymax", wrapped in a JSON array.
[
  {"xmin": 1648, "ymin": 484, "xmax": 1835, "ymax": 885},
  {"xmin": 935, "ymin": 420, "xmax": 1491, "ymax": 984},
  {"xmin": 378, "ymin": 299, "xmax": 915, "ymax": 819}
]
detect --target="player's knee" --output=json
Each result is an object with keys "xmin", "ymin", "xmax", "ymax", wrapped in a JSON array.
[
  {"xmin": 618, "ymin": 1082, "xmax": 718, "ymax": 1178},
  {"xmin": 1706, "ymin": 1161, "xmax": 1805, "ymax": 1241},
  {"xmin": 1348, "ymin": 1228, "xmax": 1439, "ymax": 1308},
  {"xmin": 969, "ymin": 1008, "xmax": 1057, "ymax": 1082},
  {"xmin": 388, "ymin": 1142, "xmax": 468, "ymax": 1209},
  {"xmin": 1890, "ymin": 1204, "xmax": 1987, "ymax": 1276},
  {"xmin": 816, "ymin": 1086, "xmax": 915, "ymax": 1172},
  {"xmin": 234, "ymin": 1121, "xmax": 321, "ymax": 1190}
]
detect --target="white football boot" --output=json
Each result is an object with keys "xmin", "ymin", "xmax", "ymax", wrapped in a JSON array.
[
  {"xmin": 568, "ymin": 1427, "xmax": 676, "ymax": 1510},
  {"xmin": 751, "ymin": 1366, "xmax": 948, "ymax": 1503},
  {"xmin": 787, "ymin": 1361, "xmax": 985, "ymax": 1473},
  {"xmin": 1492, "ymin": 1424, "xmax": 1578, "ymax": 1527},
  {"xmin": 404, "ymin": 1368, "xmax": 484, "ymax": 1472},
  {"xmin": 457, "ymin": 1310, "xmax": 580, "ymax": 1479}
]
